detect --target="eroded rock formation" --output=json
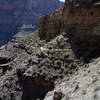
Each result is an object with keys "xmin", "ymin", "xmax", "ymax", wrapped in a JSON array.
[
  {"xmin": 39, "ymin": 7, "xmax": 63, "ymax": 41},
  {"xmin": 62, "ymin": 0, "xmax": 100, "ymax": 41},
  {"xmin": 0, "ymin": 0, "xmax": 100, "ymax": 100},
  {"xmin": 39, "ymin": 0, "xmax": 100, "ymax": 61}
]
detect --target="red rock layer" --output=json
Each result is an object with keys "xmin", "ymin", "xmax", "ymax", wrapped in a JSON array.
[
  {"xmin": 39, "ymin": 0, "xmax": 100, "ymax": 41},
  {"xmin": 61, "ymin": 0, "xmax": 100, "ymax": 40}
]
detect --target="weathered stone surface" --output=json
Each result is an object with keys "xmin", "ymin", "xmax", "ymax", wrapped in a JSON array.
[
  {"xmin": 62, "ymin": 0, "xmax": 100, "ymax": 41},
  {"xmin": 0, "ymin": 31, "xmax": 80, "ymax": 100},
  {"xmin": 0, "ymin": 1, "xmax": 100, "ymax": 100},
  {"xmin": 17, "ymin": 65, "xmax": 54, "ymax": 100},
  {"xmin": 39, "ymin": 0, "xmax": 100, "ymax": 41},
  {"xmin": 39, "ymin": 0, "xmax": 100, "ymax": 62},
  {"xmin": 0, "ymin": 55, "xmax": 12, "ymax": 73},
  {"xmin": 0, "ymin": 64, "xmax": 10, "ymax": 73},
  {"xmin": 39, "ymin": 8, "xmax": 63, "ymax": 41},
  {"xmin": 44, "ymin": 57, "xmax": 100, "ymax": 100},
  {"xmin": 53, "ymin": 91, "xmax": 64, "ymax": 100}
]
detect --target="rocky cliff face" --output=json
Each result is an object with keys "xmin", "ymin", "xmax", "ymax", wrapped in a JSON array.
[
  {"xmin": 62, "ymin": 0, "xmax": 100, "ymax": 40},
  {"xmin": 0, "ymin": 0, "xmax": 63, "ymax": 45},
  {"xmin": 0, "ymin": 0, "xmax": 100, "ymax": 100},
  {"xmin": 39, "ymin": 0, "xmax": 100, "ymax": 41},
  {"xmin": 39, "ymin": 0, "xmax": 100, "ymax": 61}
]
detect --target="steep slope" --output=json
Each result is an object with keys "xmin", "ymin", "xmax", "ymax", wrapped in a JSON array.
[
  {"xmin": 39, "ymin": 0, "xmax": 100, "ymax": 61},
  {"xmin": 0, "ymin": 31, "xmax": 81, "ymax": 100},
  {"xmin": 44, "ymin": 57, "xmax": 100, "ymax": 100},
  {"xmin": 39, "ymin": 0, "xmax": 100, "ymax": 41},
  {"xmin": 0, "ymin": 31, "xmax": 100, "ymax": 100},
  {"xmin": 0, "ymin": 0, "xmax": 100, "ymax": 100}
]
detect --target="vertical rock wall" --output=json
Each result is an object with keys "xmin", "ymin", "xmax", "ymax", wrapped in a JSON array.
[{"xmin": 39, "ymin": 0, "xmax": 100, "ymax": 41}]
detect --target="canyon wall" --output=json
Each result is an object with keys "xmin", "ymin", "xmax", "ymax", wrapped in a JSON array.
[
  {"xmin": 0, "ymin": 0, "xmax": 63, "ymax": 45},
  {"xmin": 39, "ymin": 7, "xmax": 63, "ymax": 41},
  {"xmin": 39, "ymin": 0, "xmax": 100, "ymax": 41},
  {"xmin": 1, "ymin": 1, "xmax": 100, "ymax": 100},
  {"xmin": 62, "ymin": 0, "xmax": 100, "ymax": 41}
]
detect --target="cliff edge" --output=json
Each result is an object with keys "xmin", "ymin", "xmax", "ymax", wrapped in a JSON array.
[
  {"xmin": 0, "ymin": 0, "xmax": 100, "ymax": 100},
  {"xmin": 39, "ymin": 0, "xmax": 100, "ymax": 41}
]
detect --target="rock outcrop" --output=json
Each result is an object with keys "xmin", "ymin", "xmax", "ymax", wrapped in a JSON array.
[
  {"xmin": 0, "ymin": 29, "xmax": 87, "ymax": 100},
  {"xmin": 62, "ymin": 0, "xmax": 100, "ymax": 41},
  {"xmin": 39, "ymin": 0, "xmax": 100, "ymax": 61},
  {"xmin": 44, "ymin": 57, "xmax": 100, "ymax": 100},
  {"xmin": 39, "ymin": 0, "xmax": 100, "ymax": 41},
  {"xmin": 0, "ymin": 0, "xmax": 100, "ymax": 100},
  {"xmin": 39, "ymin": 7, "xmax": 63, "ymax": 41}
]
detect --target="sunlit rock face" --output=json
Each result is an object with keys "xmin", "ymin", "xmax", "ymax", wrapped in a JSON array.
[{"xmin": 0, "ymin": 0, "xmax": 63, "ymax": 46}]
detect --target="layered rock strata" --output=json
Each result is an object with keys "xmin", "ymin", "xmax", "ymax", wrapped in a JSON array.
[{"xmin": 39, "ymin": 0, "xmax": 100, "ymax": 41}]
